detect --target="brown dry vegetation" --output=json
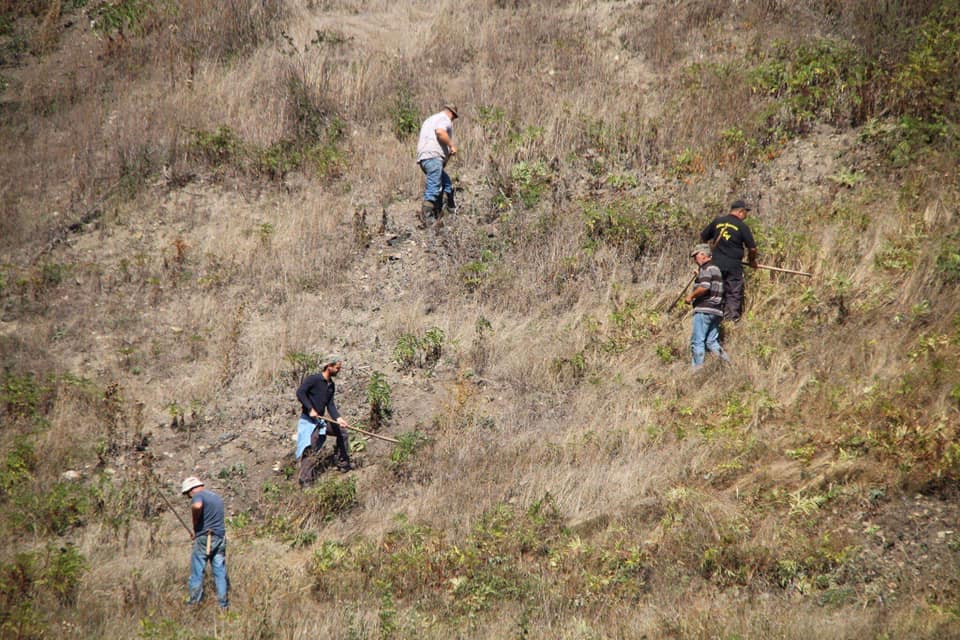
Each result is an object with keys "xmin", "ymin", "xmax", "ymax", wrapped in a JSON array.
[{"xmin": 2, "ymin": 0, "xmax": 960, "ymax": 638}]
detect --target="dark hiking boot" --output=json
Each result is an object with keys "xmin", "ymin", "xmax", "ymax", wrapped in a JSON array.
[
  {"xmin": 337, "ymin": 461, "xmax": 353, "ymax": 473},
  {"xmin": 443, "ymin": 190, "xmax": 457, "ymax": 213},
  {"xmin": 418, "ymin": 201, "xmax": 436, "ymax": 228}
]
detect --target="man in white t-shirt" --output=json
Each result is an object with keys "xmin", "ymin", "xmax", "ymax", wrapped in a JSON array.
[{"xmin": 416, "ymin": 104, "xmax": 458, "ymax": 227}]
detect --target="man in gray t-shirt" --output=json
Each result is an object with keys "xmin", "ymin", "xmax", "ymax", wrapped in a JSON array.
[
  {"xmin": 182, "ymin": 477, "xmax": 229, "ymax": 609},
  {"xmin": 416, "ymin": 104, "xmax": 458, "ymax": 226}
]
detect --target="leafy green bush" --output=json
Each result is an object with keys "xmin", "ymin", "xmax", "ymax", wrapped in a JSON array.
[
  {"xmin": 90, "ymin": 0, "xmax": 152, "ymax": 37},
  {"xmin": 460, "ymin": 249, "xmax": 497, "ymax": 291},
  {"xmin": 0, "ymin": 551, "xmax": 44, "ymax": 638},
  {"xmin": 1, "ymin": 372, "xmax": 49, "ymax": 419},
  {"xmin": 304, "ymin": 476, "xmax": 357, "ymax": 522},
  {"xmin": 286, "ymin": 351, "xmax": 324, "ymax": 383},
  {"xmin": 392, "ymin": 327, "xmax": 448, "ymax": 371},
  {"xmin": 421, "ymin": 327, "xmax": 445, "ymax": 366},
  {"xmin": 366, "ymin": 371, "xmax": 392, "ymax": 430},
  {"xmin": 0, "ymin": 437, "xmax": 36, "ymax": 497},
  {"xmin": 0, "ymin": 544, "xmax": 88, "ymax": 636},
  {"xmin": 582, "ymin": 198, "xmax": 691, "ymax": 257},
  {"xmin": 389, "ymin": 430, "xmax": 429, "ymax": 479},
  {"xmin": 510, "ymin": 160, "xmax": 551, "ymax": 209},
  {"xmin": 936, "ymin": 232, "xmax": 960, "ymax": 283},
  {"xmin": 874, "ymin": 239, "xmax": 916, "ymax": 272},
  {"xmin": 749, "ymin": 38, "xmax": 869, "ymax": 135},
  {"xmin": 45, "ymin": 544, "xmax": 87, "ymax": 606},
  {"xmin": 190, "ymin": 125, "xmax": 243, "ymax": 165},
  {"xmin": 389, "ymin": 88, "xmax": 419, "ymax": 139},
  {"xmin": 891, "ymin": 4, "xmax": 960, "ymax": 121},
  {"xmin": 14, "ymin": 482, "xmax": 90, "ymax": 536},
  {"xmin": 393, "ymin": 333, "xmax": 420, "ymax": 370}
]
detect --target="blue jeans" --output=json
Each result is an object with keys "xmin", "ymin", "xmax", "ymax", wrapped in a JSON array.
[
  {"xmin": 188, "ymin": 533, "xmax": 229, "ymax": 609},
  {"xmin": 691, "ymin": 312, "xmax": 728, "ymax": 369},
  {"xmin": 298, "ymin": 417, "xmax": 328, "ymax": 486},
  {"xmin": 419, "ymin": 157, "xmax": 451, "ymax": 204}
]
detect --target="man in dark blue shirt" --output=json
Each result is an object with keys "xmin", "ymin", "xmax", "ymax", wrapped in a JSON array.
[
  {"xmin": 699, "ymin": 199, "xmax": 759, "ymax": 322},
  {"xmin": 182, "ymin": 477, "xmax": 229, "ymax": 610},
  {"xmin": 296, "ymin": 355, "xmax": 353, "ymax": 483}
]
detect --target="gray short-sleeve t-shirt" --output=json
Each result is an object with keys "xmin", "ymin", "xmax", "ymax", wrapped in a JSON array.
[{"xmin": 416, "ymin": 112, "xmax": 453, "ymax": 162}]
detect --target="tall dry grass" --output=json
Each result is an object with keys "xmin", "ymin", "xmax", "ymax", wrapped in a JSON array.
[{"xmin": 1, "ymin": 0, "xmax": 960, "ymax": 638}]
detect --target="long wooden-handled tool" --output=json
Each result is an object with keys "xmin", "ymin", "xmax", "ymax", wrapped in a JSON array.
[
  {"xmin": 326, "ymin": 417, "xmax": 401, "ymax": 444},
  {"xmin": 666, "ymin": 271, "xmax": 698, "ymax": 311},
  {"xmin": 149, "ymin": 473, "xmax": 193, "ymax": 536},
  {"xmin": 742, "ymin": 262, "xmax": 812, "ymax": 277}
]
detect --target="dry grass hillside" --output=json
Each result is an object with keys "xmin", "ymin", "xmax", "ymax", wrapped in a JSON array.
[{"xmin": 1, "ymin": 0, "xmax": 959, "ymax": 638}]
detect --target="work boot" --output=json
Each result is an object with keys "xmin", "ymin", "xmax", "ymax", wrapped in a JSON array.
[
  {"xmin": 443, "ymin": 190, "xmax": 457, "ymax": 214},
  {"xmin": 418, "ymin": 201, "xmax": 436, "ymax": 228}
]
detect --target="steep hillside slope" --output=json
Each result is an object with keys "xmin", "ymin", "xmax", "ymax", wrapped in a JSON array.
[{"xmin": 1, "ymin": 1, "xmax": 959, "ymax": 638}]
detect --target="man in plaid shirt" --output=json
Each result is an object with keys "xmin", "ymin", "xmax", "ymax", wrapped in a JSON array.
[{"xmin": 684, "ymin": 244, "xmax": 730, "ymax": 369}]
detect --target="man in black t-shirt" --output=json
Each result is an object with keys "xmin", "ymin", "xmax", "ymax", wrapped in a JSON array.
[{"xmin": 699, "ymin": 199, "xmax": 759, "ymax": 322}]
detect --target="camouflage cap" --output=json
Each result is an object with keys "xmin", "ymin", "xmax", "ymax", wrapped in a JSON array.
[{"xmin": 690, "ymin": 243, "xmax": 712, "ymax": 257}]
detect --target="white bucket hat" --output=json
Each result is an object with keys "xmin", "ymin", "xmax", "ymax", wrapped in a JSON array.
[{"xmin": 181, "ymin": 476, "xmax": 204, "ymax": 495}]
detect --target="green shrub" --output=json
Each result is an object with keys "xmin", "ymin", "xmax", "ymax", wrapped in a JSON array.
[
  {"xmin": 937, "ymin": 232, "xmax": 960, "ymax": 284},
  {"xmin": 460, "ymin": 249, "xmax": 497, "ymax": 291},
  {"xmin": 874, "ymin": 239, "xmax": 916, "ymax": 272},
  {"xmin": 0, "ymin": 552, "xmax": 44, "ymax": 638},
  {"xmin": 389, "ymin": 430, "xmax": 429, "ymax": 479},
  {"xmin": 304, "ymin": 476, "xmax": 357, "ymax": 521},
  {"xmin": 0, "ymin": 544, "xmax": 87, "ymax": 636},
  {"xmin": 0, "ymin": 437, "xmax": 37, "ymax": 497},
  {"xmin": 582, "ymin": 198, "xmax": 691, "ymax": 257},
  {"xmin": 258, "ymin": 139, "xmax": 303, "ymax": 179},
  {"xmin": 421, "ymin": 327, "xmax": 445, "ymax": 366},
  {"xmin": 21, "ymin": 482, "xmax": 90, "ymax": 536},
  {"xmin": 190, "ymin": 125, "xmax": 243, "ymax": 165},
  {"xmin": 393, "ymin": 333, "xmax": 420, "ymax": 370},
  {"xmin": 1, "ymin": 372, "xmax": 48, "ymax": 419},
  {"xmin": 510, "ymin": 160, "xmax": 551, "ymax": 209},
  {"xmin": 286, "ymin": 351, "xmax": 324, "ymax": 383},
  {"xmin": 90, "ymin": 0, "xmax": 152, "ymax": 37},
  {"xmin": 366, "ymin": 371, "xmax": 392, "ymax": 430},
  {"xmin": 749, "ymin": 39, "xmax": 869, "ymax": 134},
  {"xmin": 389, "ymin": 88, "xmax": 419, "ymax": 139},
  {"xmin": 45, "ymin": 544, "xmax": 87, "ymax": 606},
  {"xmin": 891, "ymin": 4, "xmax": 960, "ymax": 121},
  {"xmin": 37, "ymin": 262, "xmax": 68, "ymax": 290}
]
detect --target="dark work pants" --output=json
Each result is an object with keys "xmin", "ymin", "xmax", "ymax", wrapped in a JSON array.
[
  {"xmin": 298, "ymin": 425, "xmax": 327, "ymax": 486},
  {"xmin": 327, "ymin": 422, "xmax": 351, "ymax": 464},
  {"xmin": 721, "ymin": 269, "xmax": 745, "ymax": 322}
]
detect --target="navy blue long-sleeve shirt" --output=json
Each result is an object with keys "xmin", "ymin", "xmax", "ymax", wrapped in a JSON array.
[{"xmin": 296, "ymin": 373, "xmax": 340, "ymax": 421}]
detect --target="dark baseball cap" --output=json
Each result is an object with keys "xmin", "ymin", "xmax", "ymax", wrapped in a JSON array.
[{"xmin": 730, "ymin": 199, "xmax": 751, "ymax": 211}]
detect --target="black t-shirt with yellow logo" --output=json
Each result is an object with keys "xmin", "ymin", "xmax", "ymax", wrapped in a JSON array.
[{"xmin": 699, "ymin": 214, "xmax": 757, "ymax": 273}]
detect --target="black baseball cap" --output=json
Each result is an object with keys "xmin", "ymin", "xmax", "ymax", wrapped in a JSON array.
[{"xmin": 730, "ymin": 200, "xmax": 751, "ymax": 211}]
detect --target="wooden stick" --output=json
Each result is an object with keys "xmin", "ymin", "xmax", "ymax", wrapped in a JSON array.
[
  {"xmin": 743, "ymin": 263, "xmax": 813, "ymax": 277},
  {"xmin": 666, "ymin": 271, "xmax": 698, "ymax": 311},
  {"xmin": 149, "ymin": 473, "xmax": 194, "ymax": 536},
  {"xmin": 326, "ymin": 418, "xmax": 401, "ymax": 444}
]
